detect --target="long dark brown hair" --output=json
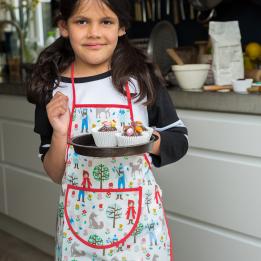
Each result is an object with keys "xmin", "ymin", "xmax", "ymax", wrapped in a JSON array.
[{"xmin": 27, "ymin": 0, "xmax": 165, "ymax": 106}]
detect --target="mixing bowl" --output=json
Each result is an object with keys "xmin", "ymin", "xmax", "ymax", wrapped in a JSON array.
[{"xmin": 172, "ymin": 64, "xmax": 210, "ymax": 91}]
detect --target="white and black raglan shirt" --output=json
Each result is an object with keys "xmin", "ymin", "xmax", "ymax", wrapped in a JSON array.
[{"xmin": 34, "ymin": 71, "xmax": 188, "ymax": 167}]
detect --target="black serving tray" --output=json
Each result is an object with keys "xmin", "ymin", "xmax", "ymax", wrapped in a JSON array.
[{"xmin": 70, "ymin": 134, "xmax": 158, "ymax": 157}]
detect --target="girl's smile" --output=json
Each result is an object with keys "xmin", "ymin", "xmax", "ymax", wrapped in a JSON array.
[{"xmin": 82, "ymin": 43, "xmax": 106, "ymax": 50}]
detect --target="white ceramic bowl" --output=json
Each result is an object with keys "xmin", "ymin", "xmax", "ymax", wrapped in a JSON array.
[
  {"xmin": 172, "ymin": 64, "xmax": 210, "ymax": 91},
  {"xmin": 232, "ymin": 79, "xmax": 253, "ymax": 94}
]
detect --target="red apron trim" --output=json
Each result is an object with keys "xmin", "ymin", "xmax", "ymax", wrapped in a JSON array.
[
  {"xmin": 144, "ymin": 153, "xmax": 152, "ymax": 169},
  {"xmin": 71, "ymin": 63, "xmax": 76, "ymax": 106},
  {"xmin": 64, "ymin": 185, "xmax": 143, "ymax": 249},
  {"xmin": 67, "ymin": 104, "xmax": 75, "ymax": 141},
  {"xmin": 66, "ymin": 184, "xmax": 142, "ymax": 193},
  {"xmin": 125, "ymin": 82, "xmax": 134, "ymax": 122},
  {"xmin": 74, "ymin": 104, "xmax": 130, "ymax": 109},
  {"xmin": 159, "ymin": 196, "xmax": 174, "ymax": 261},
  {"xmin": 68, "ymin": 63, "xmax": 77, "ymax": 140},
  {"xmin": 65, "ymin": 64, "xmax": 77, "ymax": 158}
]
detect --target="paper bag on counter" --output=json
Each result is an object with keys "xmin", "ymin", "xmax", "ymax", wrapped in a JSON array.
[{"xmin": 209, "ymin": 21, "xmax": 244, "ymax": 85}]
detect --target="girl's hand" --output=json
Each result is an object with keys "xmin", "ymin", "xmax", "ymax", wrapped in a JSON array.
[{"xmin": 46, "ymin": 92, "xmax": 70, "ymax": 137}]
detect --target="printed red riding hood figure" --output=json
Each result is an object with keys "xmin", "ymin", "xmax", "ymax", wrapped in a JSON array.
[{"xmin": 126, "ymin": 199, "xmax": 136, "ymax": 224}]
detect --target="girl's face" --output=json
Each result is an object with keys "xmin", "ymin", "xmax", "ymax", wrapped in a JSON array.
[{"xmin": 59, "ymin": 0, "xmax": 125, "ymax": 75}]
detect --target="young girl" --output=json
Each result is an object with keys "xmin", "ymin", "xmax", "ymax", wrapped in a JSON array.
[{"xmin": 27, "ymin": 0, "xmax": 188, "ymax": 260}]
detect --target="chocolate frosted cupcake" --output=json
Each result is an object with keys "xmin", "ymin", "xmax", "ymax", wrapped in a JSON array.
[
  {"xmin": 98, "ymin": 120, "xmax": 117, "ymax": 132},
  {"xmin": 91, "ymin": 120, "xmax": 118, "ymax": 147},
  {"xmin": 123, "ymin": 124, "xmax": 142, "ymax": 136},
  {"xmin": 133, "ymin": 121, "xmax": 154, "ymax": 137},
  {"xmin": 133, "ymin": 121, "xmax": 147, "ymax": 131}
]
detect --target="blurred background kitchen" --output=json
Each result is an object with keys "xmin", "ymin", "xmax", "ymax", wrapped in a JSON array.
[{"xmin": 0, "ymin": 0, "xmax": 261, "ymax": 260}]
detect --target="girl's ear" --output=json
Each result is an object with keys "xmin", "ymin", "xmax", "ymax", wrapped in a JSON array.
[
  {"xmin": 118, "ymin": 27, "xmax": 126, "ymax": 37},
  {"xmin": 58, "ymin": 20, "xmax": 69, "ymax": 37}
]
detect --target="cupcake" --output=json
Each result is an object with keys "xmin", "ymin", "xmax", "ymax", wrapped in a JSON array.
[
  {"xmin": 134, "ymin": 121, "xmax": 154, "ymax": 138},
  {"xmin": 116, "ymin": 121, "xmax": 151, "ymax": 147},
  {"xmin": 91, "ymin": 120, "xmax": 118, "ymax": 147}
]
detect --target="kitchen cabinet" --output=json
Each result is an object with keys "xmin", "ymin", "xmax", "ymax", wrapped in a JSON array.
[
  {"xmin": 156, "ymin": 109, "xmax": 261, "ymax": 260},
  {"xmin": 0, "ymin": 95, "xmax": 59, "ymax": 255}
]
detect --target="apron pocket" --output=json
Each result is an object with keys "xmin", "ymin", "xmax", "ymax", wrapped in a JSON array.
[{"xmin": 64, "ymin": 185, "xmax": 142, "ymax": 249}]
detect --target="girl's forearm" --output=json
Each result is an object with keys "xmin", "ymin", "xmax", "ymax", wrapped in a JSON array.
[{"xmin": 43, "ymin": 132, "xmax": 68, "ymax": 184}]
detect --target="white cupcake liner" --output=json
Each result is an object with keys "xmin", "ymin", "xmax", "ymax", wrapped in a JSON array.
[
  {"xmin": 116, "ymin": 133, "xmax": 149, "ymax": 147},
  {"xmin": 91, "ymin": 128, "xmax": 118, "ymax": 147},
  {"xmin": 144, "ymin": 127, "xmax": 154, "ymax": 140}
]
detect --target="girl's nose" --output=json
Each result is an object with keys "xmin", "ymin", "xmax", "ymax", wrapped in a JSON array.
[{"xmin": 87, "ymin": 23, "xmax": 101, "ymax": 37}]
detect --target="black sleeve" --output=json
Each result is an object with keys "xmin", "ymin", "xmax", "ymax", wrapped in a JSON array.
[
  {"xmin": 148, "ymin": 86, "xmax": 188, "ymax": 167},
  {"xmin": 34, "ymin": 103, "xmax": 53, "ymax": 162}
]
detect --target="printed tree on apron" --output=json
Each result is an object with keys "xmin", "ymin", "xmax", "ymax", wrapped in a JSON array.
[
  {"xmin": 88, "ymin": 234, "xmax": 106, "ymax": 256},
  {"xmin": 106, "ymin": 203, "xmax": 123, "ymax": 228},
  {"xmin": 93, "ymin": 164, "xmax": 110, "ymax": 189},
  {"xmin": 145, "ymin": 190, "xmax": 152, "ymax": 213},
  {"xmin": 132, "ymin": 223, "xmax": 143, "ymax": 243}
]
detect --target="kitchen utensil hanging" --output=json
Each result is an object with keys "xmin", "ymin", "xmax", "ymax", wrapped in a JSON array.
[
  {"xmin": 166, "ymin": 0, "xmax": 171, "ymax": 15},
  {"xmin": 179, "ymin": 0, "xmax": 186, "ymax": 20},
  {"xmin": 173, "ymin": 0, "xmax": 179, "ymax": 24},
  {"xmin": 147, "ymin": 20, "xmax": 178, "ymax": 75},
  {"xmin": 134, "ymin": 0, "xmax": 142, "ymax": 21},
  {"xmin": 141, "ymin": 0, "xmax": 147, "ymax": 22},
  {"xmin": 134, "ymin": 0, "xmax": 198, "ymax": 23},
  {"xmin": 151, "ymin": 0, "xmax": 156, "ymax": 21}
]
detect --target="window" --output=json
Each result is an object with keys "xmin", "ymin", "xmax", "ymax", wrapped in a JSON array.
[
  {"xmin": 4, "ymin": 0, "xmax": 54, "ymax": 47},
  {"xmin": 33, "ymin": 0, "xmax": 53, "ymax": 47}
]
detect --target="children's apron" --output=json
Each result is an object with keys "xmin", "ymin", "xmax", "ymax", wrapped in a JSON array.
[{"xmin": 55, "ymin": 65, "xmax": 174, "ymax": 261}]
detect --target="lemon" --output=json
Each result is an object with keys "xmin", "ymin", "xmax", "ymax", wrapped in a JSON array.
[{"xmin": 245, "ymin": 42, "xmax": 261, "ymax": 61}]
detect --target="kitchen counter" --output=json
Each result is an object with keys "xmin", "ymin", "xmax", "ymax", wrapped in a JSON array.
[
  {"xmin": 168, "ymin": 87, "xmax": 261, "ymax": 115},
  {"xmin": 0, "ymin": 80, "xmax": 26, "ymax": 96},
  {"xmin": 1, "ymin": 80, "xmax": 261, "ymax": 115}
]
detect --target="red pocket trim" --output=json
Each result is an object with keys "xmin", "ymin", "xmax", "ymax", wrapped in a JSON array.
[{"xmin": 64, "ymin": 185, "xmax": 143, "ymax": 249}]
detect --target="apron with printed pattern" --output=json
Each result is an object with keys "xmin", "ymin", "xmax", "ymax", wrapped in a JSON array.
[{"xmin": 55, "ymin": 65, "xmax": 173, "ymax": 261}]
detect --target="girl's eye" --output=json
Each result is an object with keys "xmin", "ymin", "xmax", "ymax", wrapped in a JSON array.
[
  {"xmin": 102, "ymin": 20, "xmax": 113, "ymax": 25},
  {"xmin": 76, "ymin": 20, "xmax": 87, "ymax": 25}
]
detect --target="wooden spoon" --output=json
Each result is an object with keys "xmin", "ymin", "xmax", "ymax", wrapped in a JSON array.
[{"xmin": 166, "ymin": 48, "xmax": 184, "ymax": 65}]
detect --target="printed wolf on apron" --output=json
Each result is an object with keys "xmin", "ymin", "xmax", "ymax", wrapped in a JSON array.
[{"xmin": 55, "ymin": 65, "xmax": 173, "ymax": 261}]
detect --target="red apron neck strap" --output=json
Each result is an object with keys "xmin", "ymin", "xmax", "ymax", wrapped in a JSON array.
[
  {"xmin": 125, "ymin": 82, "xmax": 134, "ymax": 122},
  {"xmin": 71, "ymin": 63, "xmax": 76, "ymax": 106}
]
